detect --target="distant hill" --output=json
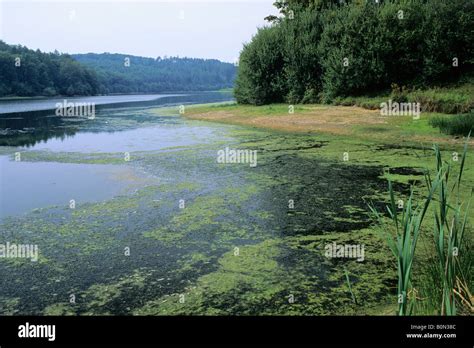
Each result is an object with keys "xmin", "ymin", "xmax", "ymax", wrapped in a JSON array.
[
  {"xmin": 0, "ymin": 41, "xmax": 100, "ymax": 97},
  {"xmin": 0, "ymin": 41, "xmax": 237, "ymax": 97},
  {"xmin": 73, "ymin": 53, "xmax": 237, "ymax": 94}
]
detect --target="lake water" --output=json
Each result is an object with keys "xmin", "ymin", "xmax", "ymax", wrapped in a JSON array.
[
  {"xmin": 0, "ymin": 156, "xmax": 137, "ymax": 218},
  {"xmin": 0, "ymin": 91, "xmax": 234, "ymax": 219},
  {"xmin": 0, "ymin": 93, "xmax": 184, "ymax": 114},
  {"xmin": 0, "ymin": 90, "xmax": 395, "ymax": 316}
]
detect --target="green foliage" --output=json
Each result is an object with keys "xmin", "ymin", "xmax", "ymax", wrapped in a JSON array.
[
  {"xmin": 0, "ymin": 41, "xmax": 236, "ymax": 97},
  {"xmin": 390, "ymin": 84, "xmax": 409, "ymax": 103},
  {"xmin": 344, "ymin": 267, "xmax": 358, "ymax": 305},
  {"xmin": 333, "ymin": 83, "xmax": 474, "ymax": 114},
  {"xmin": 73, "ymin": 53, "xmax": 236, "ymax": 94},
  {"xmin": 429, "ymin": 112, "xmax": 474, "ymax": 136},
  {"xmin": 424, "ymin": 144, "xmax": 472, "ymax": 315},
  {"xmin": 318, "ymin": 2, "xmax": 392, "ymax": 100},
  {"xmin": 238, "ymin": 0, "xmax": 474, "ymax": 105},
  {"xmin": 370, "ymin": 180, "xmax": 435, "ymax": 315},
  {"xmin": 0, "ymin": 41, "xmax": 99, "ymax": 97},
  {"xmin": 408, "ymin": 84, "xmax": 474, "ymax": 114},
  {"xmin": 422, "ymin": 0, "xmax": 474, "ymax": 84},
  {"xmin": 234, "ymin": 26, "xmax": 287, "ymax": 105},
  {"xmin": 371, "ymin": 142, "xmax": 473, "ymax": 315},
  {"xmin": 282, "ymin": 6, "xmax": 323, "ymax": 103},
  {"xmin": 272, "ymin": 0, "xmax": 347, "ymax": 19}
]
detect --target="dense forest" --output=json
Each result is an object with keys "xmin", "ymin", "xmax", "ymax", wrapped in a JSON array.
[
  {"xmin": 73, "ymin": 53, "xmax": 237, "ymax": 94},
  {"xmin": 0, "ymin": 41, "xmax": 237, "ymax": 97},
  {"xmin": 235, "ymin": 0, "xmax": 474, "ymax": 105},
  {"xmin": 0, "ymin": 41, "xmax": 100, "ymax": 97}
]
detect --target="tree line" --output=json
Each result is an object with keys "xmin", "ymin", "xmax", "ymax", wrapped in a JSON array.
[
  {"xmin": 235, "ymin": 0, "xmax": 474, "ymax": 105},
  {"xmin": 0, "ymin": 41, "xmax": 237, "ymax": 97},
  {"xmin": 0, "ymin": 41, "xmax": 99, "ymax": 97},
  {"xmin": 73, "ymin": 53, "xmax": 236, "ymax": 94}
]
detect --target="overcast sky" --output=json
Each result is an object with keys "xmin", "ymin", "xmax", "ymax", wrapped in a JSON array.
[{"xmin": 0, "ymin": 0, "xmax": 278, "ymax": 63}]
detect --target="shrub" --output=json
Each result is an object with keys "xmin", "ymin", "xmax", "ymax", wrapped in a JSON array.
[
  {"xmin": 429, "ymin": 112, "xmax": 474, "ymax": 136},
  {"xmin": 390, "ymin": 83, "xmax": 409, "ymax": 103},
  {"xmin": 282, "ymin": 7, "xmax": 323, "ymax": 103},
  {"xmin": 409, "ymin": 85, "xmax": 474, "ymax": 114},
  {"xmin": 318, "ymin": 3, "xmax": 387, "ymax": 100},
  {"xmin": 234, "ymin": 26, "xmax": 287, "ymax": 105}
]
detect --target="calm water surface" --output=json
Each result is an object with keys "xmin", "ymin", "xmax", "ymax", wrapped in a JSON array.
[{"xmin": 0, "ymin": 92, "xmax": 234, "ymax": 219}]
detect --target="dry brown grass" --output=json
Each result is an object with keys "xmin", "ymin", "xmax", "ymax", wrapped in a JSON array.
[
  {"xmin": 184, "ymin": 104, "xmax": 472, "ymax": 146},
  {"xmin": 186, "ymin": 105, "xmax": 383, "ymax": 135}
]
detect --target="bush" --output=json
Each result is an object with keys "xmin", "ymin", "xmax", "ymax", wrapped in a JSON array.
[
  {"xmin": 408, "ymin": 84, "xmax": 474, "ymax": 114},
  {"xmin": 301, "ymin": 88, "xmax": 321, "ymax": 104},
  {"xmin": 421, "ymin": 0, "xmax": 474, "ymax": 84},
  {"xmin": 42, "ymin": 87, "xmax": 57, "ymax": 96},
  {"xmin": 234, "ymin": 26, "xmax": 287, "ymax": 105},
  {"xmin": 281, "ymin": 7, "xmax": 323, "ymax": 103},
  {"xmin": 429, "ymin": 112, "xmax": 474, "ymax": 136},
  {"xmin": 318, "ymin": 3, "xmax": 385, "ymax": 100},
  {"xmin": 390, "ymin": 84, "xmax": 409, "ymax": 103}
]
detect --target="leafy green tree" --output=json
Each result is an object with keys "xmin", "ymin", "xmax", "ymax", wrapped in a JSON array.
[
  {"xmin": 318, "ymin": 3, "xmax": 388, "ymax": 100},
  {"xmin": 235, "ymin": 26, "xmax": 287, "ymax": 105},
  {"xmin": 0, "ymin": 41, "xmax": 100, "ymax": 97},
  {"xmin": 73, "ymin": 53, "xmax": 237, "ymax": 94},
  {"xmin": 239, "ymin": 0, "xmax": 474, "ymax": 105},
  {"xmin": 421, "ymin": 0, "xmax": 474, "ymax": 84},
  {"xmin": 0, "ymin": 41, "xmax": 235, "ymax": 97},
  {"xmin": 281, "ymin": 6, "xmax": 323, "ymax": 103}
]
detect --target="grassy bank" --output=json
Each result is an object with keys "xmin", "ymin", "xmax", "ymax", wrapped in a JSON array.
[
  {"xmin": 182, "ymin": 102, "xmax": 473, "ymax": 146},
  {"xmin": 333, "ymin": 83, "xmax": 474, "ymax": 115}
]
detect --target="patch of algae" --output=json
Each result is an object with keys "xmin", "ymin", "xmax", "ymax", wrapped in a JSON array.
[
  {"xmin": 143, "ymin": 182, "xmax": 266, "ymax": 248},
  {"xmin": 134, "ymin": 227, "xmax": 397, "ymax": 315},
  {"xmin": 43, "ymin": 269, "xmax": 151, "ymax": 315}
]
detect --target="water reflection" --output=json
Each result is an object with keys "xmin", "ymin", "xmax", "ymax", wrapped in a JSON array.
[{"xmin": 0, "ymin": 92, "xmax": 233, "ymax": 147}]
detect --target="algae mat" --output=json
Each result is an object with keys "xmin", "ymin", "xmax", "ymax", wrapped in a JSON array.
[{"xmin": 0, "ymin": 107, "xmax": 431, "ymax": 315}]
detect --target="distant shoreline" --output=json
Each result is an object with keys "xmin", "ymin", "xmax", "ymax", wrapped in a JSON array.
[{"xmin": 0, "ymin": 89, "xmax": 233, "ymax": 102}]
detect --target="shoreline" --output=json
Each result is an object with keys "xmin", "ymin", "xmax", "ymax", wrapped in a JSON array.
[{"xmin": 181, "ymin": 102, "xmax": 472, "ymax": 148}]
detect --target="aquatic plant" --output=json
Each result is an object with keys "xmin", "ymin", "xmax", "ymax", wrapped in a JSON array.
[{"xmin": 370, "ymin": 137, "xmax": 472, "ymax": 315}]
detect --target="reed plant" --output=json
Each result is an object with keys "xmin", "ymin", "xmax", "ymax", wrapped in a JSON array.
[{"xmin": 370, "ymin": 137, "xmax": 472, "ymax": 315}]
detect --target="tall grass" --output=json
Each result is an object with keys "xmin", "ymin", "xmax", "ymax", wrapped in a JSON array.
[
  {"xmin": 333, "ymin": 83, "xmax": 474, "ymax": 114},
  {"xmin": 429, "ymin": 112, "xmax": 474, "ymax": 136},
  {"xmin": 409, "ymin": 84, "xmax": 474, "ymax": 114},
  {"xmin": 344, "ymin": 267, "xmax": 357, "ymax": 305},
  {"xmin": 370, "ymin": 138, "xmax": 472, "ymax": 315},
  {"xmin": 369, "ymin": 181, "xmax": 436, "ymax": 315}
]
